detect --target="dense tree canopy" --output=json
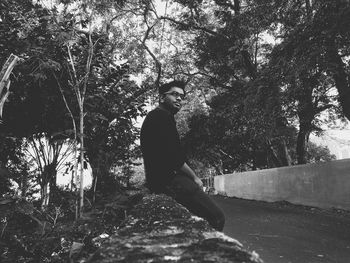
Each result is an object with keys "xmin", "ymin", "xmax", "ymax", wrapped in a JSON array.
[
  {"xmin": 1, "ymin": 1, "xmax": 349, "ymax": 261},
  {"xmin": 174, "ymin": 0, "xmax": 349, "ymax": 169},
  {"xmin": 0, "ymin": 0, "xmax": 348, "ymax": 198},
  {"xmin": 0, "ymin": 0, "xmax": 147, "ymax": 202}
]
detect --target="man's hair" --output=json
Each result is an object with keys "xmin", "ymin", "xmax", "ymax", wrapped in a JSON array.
[{"xmin": 159, "ymin": 80, "xmax": 186, "ymax": 95}]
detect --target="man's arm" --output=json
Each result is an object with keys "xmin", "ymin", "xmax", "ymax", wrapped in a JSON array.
[{"xmin": 179, "ymin": 162, "xmax": 203, "ymax": 188}]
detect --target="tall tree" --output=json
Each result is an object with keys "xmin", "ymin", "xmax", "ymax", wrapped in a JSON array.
[
  {"xmin": 1, "ymin": 0, "xmax": 147, "ymax": 210},
  {"xmin": 0, "ymin": 0, "xmax": 75, "ymax": 202},
  {"xmin": 265, "ymin": 0, "xmax": 348, "ymax": 163},
  {"xmin": 171, "ymin": 0, "xmax": 295, "ymax": 169}
]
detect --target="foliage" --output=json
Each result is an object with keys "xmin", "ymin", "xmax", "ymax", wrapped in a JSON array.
[
  {"xmin": 0, "ymin": 189, "xmax": 142, "ymax": 263},
  {"xmin": 169, "ymin": 0, "xmax": 295, "ymax": 170},
  {"xmin": 0, "ymin": 0, "xmax": 78, "ymax": 206},
  {"xmin": 173, "ymin": 0, "xmax": 349, "ymax": 168},
  {"xmin": 262, "ymin": 0, "xmax": 349, "ymax": 163},
  {"xmin": 0, "ymin": 0, "xmax": 39, "ymax": 64},
  {"xmin": 270, "ymin": 0, "xmax": 350, "ymax": 121},
  {"xmin": 0, "ymin": 168, "xmax": 13, "ymax": 197},
  {"xmin": 0, "ymin": 135, "xmax": 31, "ymax": 197},
  {"xmin": 183, "ymin": 81, "xmax": 296, "ymax": 173},
  {"xmin": 306, "ymin": 142, "xmax": 336, "ymax": 163},
  {"xmin": 23, "ymin": 135, "xmax": 75, "ymax": 207},
  {"xmin": 0, "ymin": 0, "xmax": 347, "ymax": 206},
  {"xmin": 0, "ymin": 0, "xmax": 148, "ymax": 206},
  {"xmin": 0, "ymin": 0, "xmax": 348, "ymax": 260}
]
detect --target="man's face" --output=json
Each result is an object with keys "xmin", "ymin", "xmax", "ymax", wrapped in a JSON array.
[{"xmin": 161, "ymin": 87, "xmax": 185, "ymax": 114}]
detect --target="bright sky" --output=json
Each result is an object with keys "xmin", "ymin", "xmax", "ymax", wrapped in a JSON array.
[{"xmin": 57, "ymin": 165, "xmax": 92, "ymax": 189}]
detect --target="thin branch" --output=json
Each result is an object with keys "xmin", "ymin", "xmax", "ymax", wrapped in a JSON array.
[
  {"xmin": 53, "ymin": 72, "xmax": 77, "ymax": 140},
  {"xmin": 81, "ymin": 28, "xmax": 94, "ymax": 103},
  {"xmin": 66, "ymin": 45, "xmax": 78, "ymax": 85},
  {"xmin": 218, "ymin": 149, "xmax": 235, "ymax": 161},
  {"xmin": 56, "ymin": 142, "xmax": 75, "ymax": 171},
  {"xmin": 24, "ymin": 147, "xmax": 39, "ymax": 168},
  {"xmin": 158, "ymin": 0, "xmax": 168, "ymax": 54},
  {"xmin": 315, "ymin": 104, "xmax": 334, "ymax": 113},
  {"xmin": 66, "ymin": 44, "xmax": 82, "ymax": 103},
  {"xmin": 29, "ymin": 139, "xmax": 44, "ymax": 174},
  {"xmin": 141, "ymin": 20, "xmax": 162, "ymax": 87},
  {"xmin": 160, "ymin": 16, "xmax": 229, "ymax": 40},
  {"xmin": 37, "ymin": 136, "xmax": 48, "ymax": 166}
]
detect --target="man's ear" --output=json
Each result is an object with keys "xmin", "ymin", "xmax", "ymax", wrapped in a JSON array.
[{"xmin": 159, "ymin": 94, "xmax": 165, "ymax": 103}]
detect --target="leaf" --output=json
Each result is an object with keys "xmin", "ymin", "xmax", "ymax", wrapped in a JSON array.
[
  {"xmin": 69, "ymin": 242, "xmax": 84, "ymax": 259},
  {"xmin": 15, "ymin": 200, "xmax": 34, "ymax": 215}
]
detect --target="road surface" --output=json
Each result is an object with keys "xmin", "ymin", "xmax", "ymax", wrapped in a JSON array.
[{"xmin": 212, "ymin": 195, "xmax": 350, "ymax": 263}]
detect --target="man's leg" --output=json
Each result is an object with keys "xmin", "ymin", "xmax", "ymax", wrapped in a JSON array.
[
  {"xmin": 175, "ymin": 189, "xmax": 225, "ymax": 231},
  {"xmin": 167, "ymin": 175, "xmax": 225, "ymax": 231}
]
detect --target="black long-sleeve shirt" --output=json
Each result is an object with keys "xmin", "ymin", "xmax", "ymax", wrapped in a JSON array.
[{"xmin": 140, "ymin": 107, "xmax": 186, "ymax": 193}]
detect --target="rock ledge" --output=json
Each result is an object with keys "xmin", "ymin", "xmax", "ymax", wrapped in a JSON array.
[{"xmin": 89, "ymin": 194, "xmax": 263, "ymax": 262}]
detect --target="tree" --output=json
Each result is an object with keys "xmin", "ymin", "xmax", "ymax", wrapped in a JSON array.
[
  {"xmin": 0, "ymin": 136, "xmax": 29, "ymax": 197},
  {"xmin": 0, "ymin": 0, "xmax": 75, "ymax": 203},
  {"xmin": 264, "ymin": 0, "xmax": 348, "ymax": 163},
  {"xmin": 170, "ymin": 0, "xmax": 295, "ymax": 170},
  {"xmin": 0, "ymin": 0, "xmax": 36, "ymax": 64},
  {"xmin": 23, "ymin": 135, "xmax": 75, "ymax": 208},
  {"xmin": 307, "ymin": 1, "xmax": 350, "ymax": 120},
  {"xmin": 58, "ymin": 18, "xmax": 95, "ymax": 217},
  {"xmin": 0, "ymin": 54, "xmax": 20, "ymax": 120},
  {"xmin": 1, "ymin": 0, "xmax": 147, "ymax": 211},
  {"xmin": 46, "ymin": 0, "xmax": 152, "ymax": 209},
  {"xmin": 83, "ymin": 62, "xmax": 145, "ymax": 199},
  {"xmin": 180, "ymin": 0, "xmax": 348, "ymax": 167}
]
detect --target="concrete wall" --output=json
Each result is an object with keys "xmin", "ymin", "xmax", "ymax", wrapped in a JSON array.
[{"xmin": 214, "ymin": 158, "xmax": 350, "ymax": 210}]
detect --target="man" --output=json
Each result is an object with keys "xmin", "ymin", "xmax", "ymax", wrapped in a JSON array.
[{"xmin": 140, "ymin": 80, "xmax": 225, "ymax": 231}]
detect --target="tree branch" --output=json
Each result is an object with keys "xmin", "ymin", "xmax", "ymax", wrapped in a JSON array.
[
  {"xmin": 218, "ymin": 149, "xmax": 235, "ymax": 160},
  {"xmin": 160, "ymin": 16, "xmax": 229, "ymax": 40},
  {"xmin": 141, "ymin": 20, "xmax": 162, "ymax": 88}
]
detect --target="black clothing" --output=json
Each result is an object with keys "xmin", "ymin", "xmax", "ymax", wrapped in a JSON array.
[
  {"xmin": 166, "ymin": 174, "xmax": 225, "ymax": 231},
  {"xmin": 140, "ymin": 107, "xmax": 186, "ymax": 193},
  {"xmin": 140, "ymin": 106, "xmax": 225, "ymax": 231}
]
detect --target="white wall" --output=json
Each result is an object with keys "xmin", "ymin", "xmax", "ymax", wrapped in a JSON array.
[{"xmin": 214, "ymin": 158, "xmax": 350, "ymax": 210}]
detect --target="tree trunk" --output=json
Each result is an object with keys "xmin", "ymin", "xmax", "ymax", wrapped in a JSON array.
[
  {"xmin": 266, "ymin": 139, "xmax": 281, "ymax": 168},
  {"xmin": 296, "ymin": 123, "xmax": 310, "ymax": 164},
  {"xmin": 0, "ymin": 54, "xmax": 20, "ymax": 118},
  {"xmin": 276, "ymin": 138, "xmax": 292, "ymax": 166},
  {"xmin": 49, "ymin": 168, "xmax": 58, "ymax": 203},
  {"xmin": 266, "ymin": 141, "xmax": 291, "ymax": 168},
  {"xmin": 41, "ymin": 183, "xmax": 50, "ymax": 209},
  {"xmin": 78, "ymin": 105, "xmax": 84, "ymax": 217},
  {"xmin": 325, "ymin": 38, "xmax": 350, "ymax": 121},
  {"xmin": 91, "ymin": 166, "xmax": 99, "ymax": 204},
  {"xmin": 295, "ymin": 72, "xmax": 315, "ymax": 165}
]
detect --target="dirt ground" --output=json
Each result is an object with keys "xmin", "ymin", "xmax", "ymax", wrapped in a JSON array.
[{"xmin": 212, "ymin": 195, "xmax": 350, "ymax": 263}]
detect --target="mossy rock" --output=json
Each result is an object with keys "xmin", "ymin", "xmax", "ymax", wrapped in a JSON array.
[{"xmin": 89, "ymin": 194, "xmax": 263, "ymax": 263}]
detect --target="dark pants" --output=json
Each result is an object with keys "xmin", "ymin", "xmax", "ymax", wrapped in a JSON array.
[{"xmin": 165, "ymin": 174, "xmax": 225, "ymax": 231}]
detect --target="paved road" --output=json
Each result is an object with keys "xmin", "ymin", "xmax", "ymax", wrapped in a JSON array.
[{"xmin": 212, "ymin": 195, "xmax": 350, "ymax": 263}]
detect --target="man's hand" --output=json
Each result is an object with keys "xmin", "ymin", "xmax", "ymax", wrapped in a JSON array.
[
  {"xmin": 194, "ymin": 176, "xmax": 203, "ymax": 188},
  {"xmin": 180, "ymin": 162, "xmax": 203, "ymax": 188}
]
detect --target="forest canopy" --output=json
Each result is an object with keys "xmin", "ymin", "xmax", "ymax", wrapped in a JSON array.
[
  {"xmin": 1, "ymin": 0, "xmax": 348, "ymax": 261},
  {"xmin": 0, "ymin": 0, "xmax": 348, "ymax": 204}
]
